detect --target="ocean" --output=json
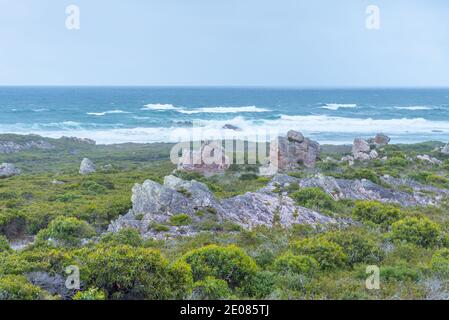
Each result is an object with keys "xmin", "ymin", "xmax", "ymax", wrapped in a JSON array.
[{"xmin": 1, "ymin": 87, "xmax": 449, "ymax": 145}]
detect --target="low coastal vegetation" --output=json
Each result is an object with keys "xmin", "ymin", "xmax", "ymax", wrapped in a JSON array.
[{"xmin": 1, "ymin": 134, "xmax": 449, "ymax": 300}]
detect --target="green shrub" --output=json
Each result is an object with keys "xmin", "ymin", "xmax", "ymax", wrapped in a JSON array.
[
  {"xmin": 80, "ymin": 180, "xmax": 108, "ymax": 195},
  {"xmin": 324, "ymin": 228, "xmax": 383, "ymax": 266},
  {"xmin": 183, "ymin": 245, "xmax": 258, "ymax": 291},
  {"xmin": 272, "ymin": 252, "xmax": 318, "ymax": 276},
  {"xmin": 351, "ymin": 169, "xmax": 380, "ymax": 184},
  {"xmin": 0, "ymin": 235, "xmax": 11, "ymax": 253},
  {"xmin": 151, "ymin": 223, "xmax": 170, "ymax": 232},
  {"xmin": 381, "ymin": 263, "xmax": 420, "ymax": 282},
  {"xmin": 169, "ymin": 214, "xmax": 192, "ymax": 226},
  {"xmin": 72, "ymin": 288, "xmax": 106, "ymax": 300},
  {"xmin": 100, "ymin": 228, "xmax": 143, "ymax": 247},
  {"xmin": 291, "ymin": 188, "xmax": 336, "ymax": 212},
  {"xmin": 390, "ymin": 216, "xmax": 441, "ymax": 247},
  {"xmin": 409, "ymin": 171, "xmax": 449, "ymax": 187},
  {"xmin": 291, "ymin": 238, "xmax": 348, "ymax": 270},
  {"xmin": 192, "ymin": 277, "xmax": 231, "ymax": 300},
  {"xmin": 430, "ymin": 248, "xmax": 449, "ymax": 277},
  {"xmin": 244, "ymin": 270, "xmax": 276, "ymax": 299},
  {"xmin": 386, "ymin": 157, "xmax": 409, "ymax": 167},
  {"xmin": 0, "ymin": 275, "xmax": 50, "ymax": 300},
  {"xmin": 84, "ymin": 245, "xmax": 193, "ymax": 299},
  {"xmin": 36, "ymin": 216, "xmax": 96, "ymax": 247},
  {"xmin": 239, "ymin": 173, "xmax": 258, "ymax": 181},
  {"xmin": 353, "ymin": 201, "xmax": 403, "ymax": 226}
]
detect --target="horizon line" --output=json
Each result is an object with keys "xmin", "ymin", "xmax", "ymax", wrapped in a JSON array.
[{"xmin": 1, "ymin": 85, "xmax": 449, "ymax": 90}]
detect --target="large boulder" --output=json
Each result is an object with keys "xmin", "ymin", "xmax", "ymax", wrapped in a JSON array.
[
  {"xmin": 369, "ymin": 133, "xmax": 391, "ymax": 147},
  {"xmin": 269, "ymin": 130, "xmax": 320, "ymax": 171},
  {"xmin": 352, "ymin": 138, "xmax": 379, "ymax": 161},
  {"xmin": 417, "ymin": 154, "xmax": 442, "ymax": 166},
  {"xmin": 26, "ymin": 272, "xmax": 78, "ymax": 300},
  {"xmin": 0, "ymin": 163, "xmax": 21, "ymax": 178},
  {"xmin": 79, "ymin": 158, "xmax": 96, "ymax": 175},
  {"xmin": 178, "ymin": 141, "xmax": 230, "ymax": 176},
  {"xmin": 441, "ymin": 143, "xmax": 449, "ymax": 155}
]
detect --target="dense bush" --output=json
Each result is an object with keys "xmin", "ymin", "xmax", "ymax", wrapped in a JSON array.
[
  {"xmin": 99, "ymin": 228, "xmax": 143, "ymax": 247},
  {"xmin": 386, "ymin": 157, "xmax": 409, "ymax": 167},
  {"xmin": 169, "ymin": 214, "xmax": 193, "ymax": 226},
  {"xmin": 350, "ymin": 169, "xmax": 380, "ymax": 184},
  {"xmin": 353, "ymin": 201, "xmax": 403, "ymax": 226},
  {"xmin": 72, "ymin": 288, "xmax": 106, "ymax": 300},
  {"xmin": 390, "ymin": 216, "xmax": 441, "ymax": 247},
  {"xmin": 0, "ymin": 275, "xmax": 50, "ymax": 300},
  {"xmin": 381, "ymin": 262, "xmax": 420, "ymax": 282},
  {"xmin": 83, "ymin": 245, "xmax": 193, "ymax": 299},
  {"xmin": 0, "ymin": 235, "xmax": 11, "ymax": 253},
  {"xmin": 36, "ymin": 216, "xmax": 96, "ymax": 247},
  {"xmin": 291, "ymin": 188, "xmax": 336, "ymax": 212},
  {"xmin": 430, "ymin": 248, "xmax": 449, "ymax": 277},
  {"xmin": 191, "ymin": 277, "xmax": 231, "ymax": 300},
  {"xmin": 291, "ymin": 238, "xmax": 347, "ymax": 270},
  {"xmin": 323, "ymin": 228, "xmax": 383, "ymax": 266},
  {"xmin": 272, "ymin": 252, "xmax": 318, "ymax": 276},
  {"xmin": 183, "ymin": 245, "xmax": 258, "ymax": 292}
]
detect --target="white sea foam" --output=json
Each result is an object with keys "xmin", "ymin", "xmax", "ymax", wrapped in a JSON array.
[
  {"xmin": 394, "ymin": 106, "xmax": 433, "ymax": 111},
  {"xmin": 141, "ymin": 103, "xmax": 181, "ymax": 111},
  {"xmin": 320, "ymin": 103, "xmax": 357, "ymax": 110},
  {"xmin": 32, "ymin": 108, "xmax": 49, "ymax": 112},
  {"xmin": 177, "ymin": 106, "xmax": 270, "ymax": 114},
  {"xmin": 87, "ymin": 110, "xmax": 131, "ymax": 116},
  {"xmin": 2, "ymin": 115, "xmax": 449, "ymax": 144}
]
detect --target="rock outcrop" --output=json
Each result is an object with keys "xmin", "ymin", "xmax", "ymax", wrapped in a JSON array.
[
  {"xmin": 416, "ymin": 154, "xmax": 443, "ymax": 166},
  {"xmin": 267, "ymin": 130, "xmax": 320, "ymax": 171},
  {"xmin": 298, "ymin": 175, "xmax": 442, "ymax": 207},
  {"xmin": 222, "ymin": 124, "xmax": 241, "ymax": 131},
  {"xmin": 108, "ymin": 174, "xmax": 337, "ymax": 240},
  {"xmin": 26, "ymin": 272, "xmax": 78, "ymax": 300},
  {"xmin": 440, "ymin": 143, "xmax": 449, "ymax": 155},
  {"xmin": 61, "ymin": 136, "xmax": 96, "ymax": 145},
  {"xmin": 352, "ymin": 138, "xmax": 378, "ymax": 161},
  {"xmin": 0, "ymin": 140, "xmax": 54, "ymax": 154},
  {"xmin": 368, "ymin": 133, "xmax": 391, "ymax": 147},
  {"xmin": 107, "ymin": 168, "xmax": 449, "ymax": 240},
  {"xmin": 177, "ymin": 141, "xmax": 230, "ymax": 176},
  {"xmin": 79, "ymin": 158, "xmax": 96, "ymax": 175},
  {"xmin": 0, "ymin": 163, "xmax": 21, "ymax": 178}
]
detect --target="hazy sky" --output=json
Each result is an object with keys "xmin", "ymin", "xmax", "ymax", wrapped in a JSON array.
[{"xmin": 1, "ymin": 0, "xmax": 448, "ymax": 87}]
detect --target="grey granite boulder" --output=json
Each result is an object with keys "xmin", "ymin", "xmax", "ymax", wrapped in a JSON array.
[
  {"xmin": 269, "ymin": 131, "xmax": 320, "ymax": 171},
  {"xmin": 178, "ymin": 141, "xmax": 230, "ymax": 176},
  {"xmin": 369, "ymin": 133, "xmax": 391, "ymax": 147},
  {"xmin": 79, "ymin": 158, "xmax": 96, "ymax": 175},
  {"xmin": 0, "ymin": 163, "xmax": 21, "ymax": 178},
  {"xmin": 26, "ymin": 272, "xmax": 79, "ymax": 300},
  {"xmin": 441, "ymin": 143, "xmax": 449, "ymax": 155}
]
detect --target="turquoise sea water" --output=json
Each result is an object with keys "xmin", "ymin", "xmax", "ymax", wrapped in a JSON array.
[{"xmin": 0, "ymin": 87, "xmax": 448, "ymax": 144}]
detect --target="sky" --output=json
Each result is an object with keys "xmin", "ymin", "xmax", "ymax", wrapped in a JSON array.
[{"xmin": 0, "ymin": 0, "xmax": 448, "ymax": 87}]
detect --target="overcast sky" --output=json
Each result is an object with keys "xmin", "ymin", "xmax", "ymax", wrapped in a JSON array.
[{"xmin": 0, "ymin": 0, "xmax": 448, "ymax": 87}]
